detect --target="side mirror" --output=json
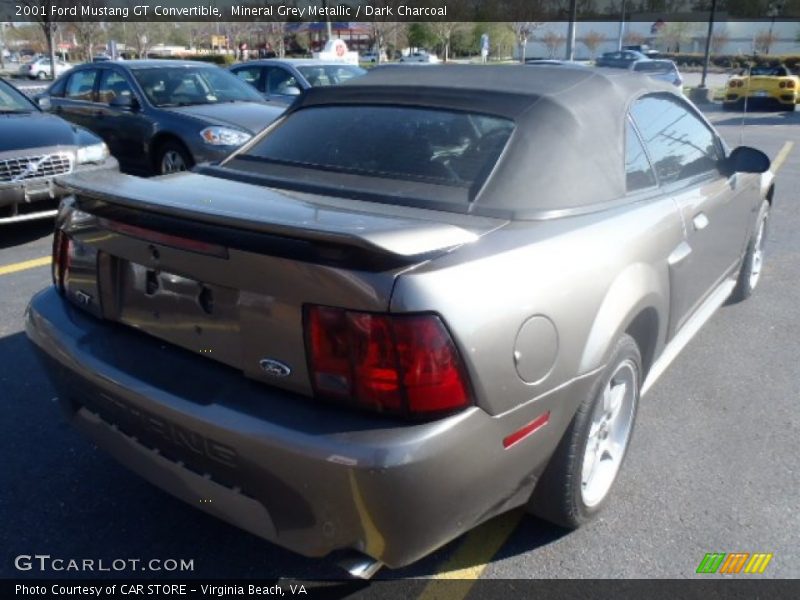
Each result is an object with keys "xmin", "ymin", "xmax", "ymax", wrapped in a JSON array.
[
  {"xmin": 725, "ymin": 146, "xmax": 771, "ymax": 174},
  {"xmin": 35, "ymin": 95, "xmax": 51, "ymax": 110},
  {"xmin": 109, "ymin": 93, "xmax": 138, "ymax": 111},
  {"xmin": 281, "ymin": 85, "xmax": 302, "ymax": 96}
]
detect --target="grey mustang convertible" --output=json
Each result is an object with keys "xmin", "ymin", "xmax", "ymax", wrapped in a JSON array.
[{"xmin": 25, "ymin": 66, "xmax": 773, "ymax": 576}]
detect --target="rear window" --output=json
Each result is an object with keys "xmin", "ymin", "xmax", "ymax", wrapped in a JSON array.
[
  {"xmin": 750, "ymin": 65, "xmax": 789, "ymax": 77},
  {"xmin": 634, "ymin": 61, "xmax": 675, "ymax": 73},
  {"xmin": 239, "ymin": 105, "xmax": 514, "ymax": 189}
]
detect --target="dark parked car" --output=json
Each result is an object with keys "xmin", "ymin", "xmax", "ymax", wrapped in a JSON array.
[
  {"xmin": 26, "ymin": 66, "xmax": 773, "ymax": 576},
  {"xmin": 595, "ymin": 50, "xmax": 649, "ymax": 69},
  {"xmin": 0, "ymin": 78, "xmax": 116, "ymax": 224},
  {"xmin": 230, "ymin": 59, "xmax": 367, "ymax": 105},
  {"xmin": 38, "ymin": 60, "xmax": 285, "ymax": 175}
]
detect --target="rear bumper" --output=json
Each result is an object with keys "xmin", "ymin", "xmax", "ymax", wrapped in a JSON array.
[
  {"xmin": 724, "ymin": 92, "xmax": 797, "ymax": 106},
  {"xmin": 25, "ymin": 287, "xmax": 593, "ymax": 568}
]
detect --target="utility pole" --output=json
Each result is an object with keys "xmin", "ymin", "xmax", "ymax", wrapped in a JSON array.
[
  {"xmin": 699, "ymin": 0, "xmax": 717, "ymax": 89},
  {"xmin": 617, "ymin": 0, "xmax": 627, "ymax": 51},
  {"xmin": 0, "ymin": 23, "xmax": 6, "ymax": 71},
  {"xmin": 565, "ymin": 0, "xmax": 577, "ymax": 60},
  {"xmin": 322, "ymin": 0, "xmax": 333, "ymax": 42}
]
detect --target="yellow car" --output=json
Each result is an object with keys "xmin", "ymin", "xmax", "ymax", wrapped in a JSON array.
[{"xmin": 723, "ymin": 64, "xmax": 799, "ymax": 111}]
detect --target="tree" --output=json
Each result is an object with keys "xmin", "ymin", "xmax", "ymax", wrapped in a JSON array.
[
  {"xmin": 20, "ymin": 0, "xmax": 58, "ymax": 79},
  {"xmin": 367, "ymin": 17, "xmax": 406, "ymax": 64},
  {"xmin": 473, "ymin": 23, "xmax": 515, "ymax": 61},
  {"xmin": 657, "ymin": 22, "xmax": 698, "ymax": 53},
  {"xmin": 407, "ymin": 23, "xmax": 436, "ymax": 50},
  {"xmin": 710, "ymin": 26, "xmax": 730, "ymax": 55},
  {"xmin": 623, "ymin": 31, "xmax": 647, "ymax": 47},
  {"xmin": 428, "ymin": 22, "xmax": 466, "ymax": 62},
  {"xmin": 509, "ymin": 22, "xmax": 543, "ymax": 63},
  {"xmin": 581, "ymin": 30, "xmax": 606, "ymax": 58},
  {"xmin": 69, "ymin": 13, "xmax": 104, "ymax": 62},
  {"xmin": 541, "ymin": 31, "xmax": 566, "ymax": 59},
  {"xmin": 754, "ymin": 29, "xmax": 779, "ymax": 54}
]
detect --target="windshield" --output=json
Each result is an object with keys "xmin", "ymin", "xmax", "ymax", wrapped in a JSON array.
[
  {"xmin": 237, "ymin": 105, "xmax": 513, "ymax": 190},
  {"xmin": 296, "ymin": 65, "xmax": 367, "ymax": 87},
  {"xmin": 0, "ymin": 80, "xmax": 36, "ymax": 113},
  {"xmin": 133, "ymin": 66, "xmax": 264, "ymax": 107}
]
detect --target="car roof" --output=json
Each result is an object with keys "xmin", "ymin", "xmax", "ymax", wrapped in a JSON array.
[
  {"xmin": 235, "ymin": 59, "xmax": 357, "ymax": 68},
  {"xmin": 329, "ymin": 64, "xmax": 673, "ymax": 112},
  {"xmin": 289, "ymin": 65, "xmax": 682, "ymax": 215},
  {"xmin": 109, "ymin": 60, "xmax": 221, "ymax": 70}
]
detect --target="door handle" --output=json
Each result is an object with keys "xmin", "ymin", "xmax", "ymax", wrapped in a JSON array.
[{"xmin": 693, "ymin": 212, "xmax": 709, "ymax": 231}]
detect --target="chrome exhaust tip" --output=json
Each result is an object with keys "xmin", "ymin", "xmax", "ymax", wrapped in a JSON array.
[{"xmin": 337, "ymin": 552, "xmax": 383, "ymax": 579}]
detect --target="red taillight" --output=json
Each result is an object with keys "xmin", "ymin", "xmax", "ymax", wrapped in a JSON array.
[
  {"xmin": 785, "ymin": 80, "xmax": 795, "ymax": 89},
  {"xmin": 305, "ymin": 305, "xmax": 471, "ymax": 417},
  {"xmin": 52, "ymin": 229, "xmax": 72, "ymax": 293}
]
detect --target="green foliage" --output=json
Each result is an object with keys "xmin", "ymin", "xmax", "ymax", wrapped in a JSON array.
[
  {"xmin": 472, "ymin": 23, "xmax": 516, "ymax": 60},
  {"xmin": 407, "ymin": 23, "xmax": 436, "ymax": 49}
]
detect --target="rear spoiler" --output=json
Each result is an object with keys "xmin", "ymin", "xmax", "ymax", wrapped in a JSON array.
[{"xmin": 57, "ymin": 171, "xmax": 506, "ymax": 259}]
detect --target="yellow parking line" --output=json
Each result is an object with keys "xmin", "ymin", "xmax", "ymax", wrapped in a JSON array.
[
  {"xmin": 417, "ymin": 510, "xmax": 523, "ymax": 600},
  {"xmin": 772, "ymin": 141, "xmax": 794, "ymax": 173},
  {"xmin": 0, "ymin": 256, "xmax": 51, "ymax": 276}
]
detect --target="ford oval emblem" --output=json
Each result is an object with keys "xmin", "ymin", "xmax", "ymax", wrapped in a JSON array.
[{"xmin": 259, "ymin": 358, "xmax": 292, "ymax": 378}]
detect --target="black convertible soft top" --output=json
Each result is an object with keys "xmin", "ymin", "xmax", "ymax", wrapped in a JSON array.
[{"xmin": 289, "ymin": 65, "xmax": 682, "ymax": 217}]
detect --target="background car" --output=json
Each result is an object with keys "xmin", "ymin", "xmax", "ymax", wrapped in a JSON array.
[
  {"xmin": 525, "ymin": 59, "xmax": 587, "ymax": 67},
  {"xmin": 723, "ymin": 64, "xmax": 799, "ymax": 112},
  {"xmin": 0, "ymin": 77, "xmax": 116, "ymax": 224},
  {"xmin": 26, "ymin": 65, "xmax": 773, "ymax": 576},
  {"xmin": 360, "ymin": 51, "xmax": 388, "ymax": 63},
  {"xmin": 629, "ymin": 59, "xmax": 683, "ymax": 87},
  {"xmin": 230, "ymin": 59, "xmax": 367, "ymax": 106},
  {"xmin": 39, "ymin": 60, "xmax": 285, "ymax": 175},
  {"xmin": 399, "ymin": 51, "xmax": 440, "ymax": 63},
  {"xmin": 595, "ymin": 50, "xmax": 648, "ymax": 69},
  {"xmin": 19, "ymin": 57, "xmax": 72, "ymax": 80},
  {"xmin": 623, "ymin": 44, "xmax": 659, "ymax": 58}
]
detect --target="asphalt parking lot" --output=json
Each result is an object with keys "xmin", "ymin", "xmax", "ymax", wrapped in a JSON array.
[{"xmin": 1, "ymin": 105, "xmax": 798, "ymax": 587}]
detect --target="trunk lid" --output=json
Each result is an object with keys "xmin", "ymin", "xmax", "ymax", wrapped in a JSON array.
[{"xmin": 56, "ymin": 170, "xmax": 506, "ymax": 397}]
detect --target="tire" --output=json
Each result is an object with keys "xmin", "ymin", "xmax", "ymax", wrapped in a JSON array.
[
  {"xmin": 528, "ymin": 334, "xmax": 641, "ymax": 529},
  {"xmin": 155, "ymin": 139, "xmax": 194, "ymax": 175},
  {"xmin": 36, "ymin": 71, "xmax": 47, "ymax": 80},
  {"xmin": 729, "ymin": 199, "xmax": 770, "ymax": 303}
]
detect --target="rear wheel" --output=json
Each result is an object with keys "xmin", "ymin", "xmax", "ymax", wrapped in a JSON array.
[
  {"xmin": 528, "ymin": 335, "xmax": 641, "ymax": 529},
  {"xmin": 729, "ymin": 199, "xmax": 770, "ymax": 303},
  {"xmin": 36, "ymin": 71, "xmax": 47, "ymax": 80}
]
